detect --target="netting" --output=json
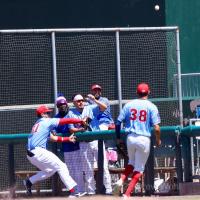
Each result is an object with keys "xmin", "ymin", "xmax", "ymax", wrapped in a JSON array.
[
  {"xmin": 0, "ymin": 27, "xmax": 181, "ymax": 193},
  {"xmin": 56, "ymin": 32, "xmax": 117, "ymax": 99},
  {"xmin": 0, "ymin": 33, "xmax": 53, "ymax": 106},
  {"xmin": 173, "ymin": 73, "xmax": 200, "ymax": 97}
]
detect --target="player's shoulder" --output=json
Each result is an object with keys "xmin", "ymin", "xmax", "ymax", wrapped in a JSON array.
[
  {"xmin": 68, "ymin": 108, "xmax": 79, "ymax": 115},
  {"xmin": 125, "ymin": 99, "xmax": 138, "ymax": 106},
  {"xmin": 100, "ymin": 96, "xmax": 109, "ymax": 102},
  {"xmin": 86, "ymin": 104, "xmax": 97, "ymax": 109},
  {"xmin": 122, "ymin": 100, "xmax": 135, "ymax": 110},
  {"xmin": 45, "ymin": 117, "xmax": 59, "ymax": 125}
]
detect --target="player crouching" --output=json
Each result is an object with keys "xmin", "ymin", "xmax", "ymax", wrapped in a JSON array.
[{"xmin": 23, "ymin": 105, "xmax": 87, "ymax": 198}]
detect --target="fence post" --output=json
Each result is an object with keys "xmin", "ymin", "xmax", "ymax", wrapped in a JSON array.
[
  {"xmin": 115, "ymin": 31, "xmax": 122, "ymax": 112},
  {"xmin": 8, "ymin": 143, "xmax": 16, "ymax": 198},
  {"xmin": 96, "ymin": 140, "xmax": 104, "ymax": 194},
  {"xmin": 51, "ymin": 31, "xmax": 59, "ymax": 196},
  {"xmin": 181, "ymin": 136, "xmax": 192, "ymax": 182},
  {"xmin": 144, "ymin": 136, "xmax": 154, "ymax": 196},
  {"xmin": 175, "ymin": 133, "xmax": 183, "ymax": 185}
]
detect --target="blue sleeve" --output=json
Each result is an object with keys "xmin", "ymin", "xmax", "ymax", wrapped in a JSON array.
[
  {"xmin": 115, "ymin": 120, "xmax": 121, "ymax": 139},
  {"xmin": 117, "ymin": 104, "xmax": 127, "ymax": 122},
  {"xmin": 150, "ymin": 104, "xmax": 161, "ymax": 125}
]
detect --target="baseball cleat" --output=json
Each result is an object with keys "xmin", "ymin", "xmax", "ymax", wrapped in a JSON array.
[
  {"xmin": 122, "ymin": 194, "xmax": 129, "ymax": 199},
  {"xmin": 78, "ymin": 192, "xmax": 87, "ymax": 197},
  {"xmin": 68, "ymin": 191, "xmax": 87, "ymax": 198},
  {"xmin": 68, "ymin": 194, "xmax": 77, "ymax": 198},
  {"xmin": 23, "ymin": 179, "xmax": 32, "ymax": 196}
]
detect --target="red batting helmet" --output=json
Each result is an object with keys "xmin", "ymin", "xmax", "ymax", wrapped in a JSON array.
[
  {"xmin": 137, "ymin": 83, "xmax": 150, "ymax": 94},
  {"xmin": 36, "ymin": 105, "xmax": 52, "ymax": 116},
  {"xmin": 91, "ymin": 84, "xmax": 102, "ymax": 90}
]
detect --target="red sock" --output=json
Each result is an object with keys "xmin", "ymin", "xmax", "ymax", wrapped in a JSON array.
[
  {"xmin": 69, "ymin": 188, "xmax": 75, "ymax": 193},
  {"xmin": 121, "ymin": 164, "xmax": 134, "ymax": 182},
  {"xmin": 124, "ymin": 171, "xmax": 142, "ymax": 197}
]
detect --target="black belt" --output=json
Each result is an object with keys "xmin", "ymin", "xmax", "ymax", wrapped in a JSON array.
[{"xmin": 27, "ymin": 150, "xmax": 35, "ymax": 157}]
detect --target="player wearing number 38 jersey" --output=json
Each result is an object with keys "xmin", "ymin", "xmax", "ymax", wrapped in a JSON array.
[
  {"xmin": 118, "ymin": 96, "xmax": 160, "ymax": 138},
  {"xmin": 113, "ymin": 83, "xmax": 161, "ymax": 198}
]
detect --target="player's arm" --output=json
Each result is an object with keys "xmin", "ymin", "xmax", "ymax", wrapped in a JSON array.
[
  {"xmin": 69, "ymin": 127, "xmax": 85, "ymax": 134},
  {"xmin": 151, "ymin": 105, "xmax": 161, "ymax": 146},
  {"xmin": 115, "ymin": 104, "xmax": 126, "ymax": 140},
  {"xmin": 154, "ymin": 124, "xmax": 161, "ymax": 147},
  {"xmin": 87, "ymin": 94, "xmax": 107, "ymax": 111},
  {"xmin": 58, "ymin": 118, "xmax": 86, "ymax": 126},
  {"xmin": 68, "ymin": 117, "xmax": 89, "ymax": 134},
  {"xmin": 50, "ymin": 132, "xmax": 76, "ymax": 143}
]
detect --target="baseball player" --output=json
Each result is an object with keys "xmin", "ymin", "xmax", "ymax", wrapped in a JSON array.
[
  {"xmin": 87, "ymin": 84, "xmax": 114, "ymax": 194},
  {"xmin": 88, "ymin": 84, "xmax": 114, "ymax": 132},
  {"xmin": 113, "ymin": 83, "xmax": 161, "ymax": 198},
  {"xmin": 23, "ymin": 105, "xmax": 86, "ymax": 197},
  {"xmin": 68, "ymin": 93, "xmax": 108, "ymax": 195},
  {"xmin": 54, "ymin": 96, "xmax": 87, "ymax": 197}
]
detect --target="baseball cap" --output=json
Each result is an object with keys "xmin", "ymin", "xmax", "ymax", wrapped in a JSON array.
[
  {"xmin": 56, "ymin": 96, "xmax": 67, "ymax": 106},
  {"xmin": 73, "ymin": 94, "xmax": 84, "ymax": 102},
  {"xmin": 91, "ymin": 84, "xmax": 102, "ymax": 90},
  {"xmin": 137, "ymin": 83, "xmax": 150, "ymax": 94},
  {"xmin": 36, "ymin": 105, "xmax": 52, "ymax": 116}
]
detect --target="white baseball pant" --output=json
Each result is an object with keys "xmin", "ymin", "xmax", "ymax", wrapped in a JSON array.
[
  {"xmin": 64, "ymin": 150, "xmax": 85, "ymax": 193},
  {"xmin": 126, "ymin": 133, "xmax": 150, "ymax": 172},
  {"xmin": 80, "ymin": 140, "xmax": 112, "ymax": 194},
  {"xmin": 27, "ymin": 147, "xmax": 77, "ymax": 191},
  {"xmin": 79, "ymin": 142, "xmax": 96, "ymax": 194},
  {"xmin": 98, "ymin": 124, "xmax": 112, "ymax": 193}
]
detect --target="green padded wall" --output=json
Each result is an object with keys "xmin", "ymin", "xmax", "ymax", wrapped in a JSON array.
[{"xmin": 166, "ymin": 1, "xmax": 200, "ymax": 73}]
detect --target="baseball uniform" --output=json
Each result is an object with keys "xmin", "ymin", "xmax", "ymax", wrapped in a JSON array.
[{"xmin": 27, "ymin": 117, "xmax": 77, "ymax": 191}]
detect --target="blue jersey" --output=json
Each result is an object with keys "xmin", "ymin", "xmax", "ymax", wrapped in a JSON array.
[
  {"xmin": 68, "ymin": 105, "xmax": 101, "ymax": 131},
  {"xmin": 68, "ymin": 108, "xmax": 83, "ymax": 129},
  {"xmin": 27, "ymin": 118, "xmax": 59, "ymax": 150},
  {"xmin": 82, "ymin": 105, "xmax": 101, "ymax": 131},
  {"xmin": 55, "ymin": 112, "xmax": 80, "ymax": 152},
  {"xmin": 117, "ymin": 99, "xmax": 160, "ymax": 137},
  {"xmin": 88, "ymin": 97, "xmax": 113, "ymax": 125}
]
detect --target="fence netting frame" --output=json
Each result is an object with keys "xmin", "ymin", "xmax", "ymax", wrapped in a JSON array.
[{"xmin": 0, "ymin": 27, "xmax": 183, "ymax": 195}]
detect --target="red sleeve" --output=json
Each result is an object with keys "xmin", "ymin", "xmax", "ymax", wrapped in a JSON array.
[
  {"xmin": 57, "ymin": 136, "xmax": 70, "ymax": 143},
  {"xmin": 59, "ymin": 118, "xmax": 83, "ymax": 126}
]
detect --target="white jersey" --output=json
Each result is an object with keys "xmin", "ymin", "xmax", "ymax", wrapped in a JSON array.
[{"xmin": 117, "ymin": 99, "xmax": 160, "ymax": 137}]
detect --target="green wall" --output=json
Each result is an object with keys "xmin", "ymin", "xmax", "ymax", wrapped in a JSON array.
[
  {"xmin": 0, "ymin": 0, "xmax": 165, "ymax": 28},
  {"xmin": 166, "ymin": 1, "xmax": 200, "ymax": 73}
]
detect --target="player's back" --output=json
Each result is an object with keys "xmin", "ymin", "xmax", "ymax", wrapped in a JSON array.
[{"xmin": 119, "ymin": 99, "xmax": 160, "ymax": 137}]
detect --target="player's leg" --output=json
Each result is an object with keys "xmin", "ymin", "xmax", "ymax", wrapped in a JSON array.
[
  {"xmin": 80, "ymin": 142, "xmax": 96, "ymax": 195},
  {"xmin": 26, "ymin": 149, "xmax": 56, "ymax": 185},
  {"xmin": 102, "ymin": 143, "xmax": 112, "ymax": 194},
  {"xmin": 123, "ymin": 171, "xmax": 142, "ymax": 198},
  {"xmin": 24, "ymin": 148, "xmax": 58, "ymax": 196},
  {"xmin": 113, "ymin": 134, "xmax": 135, "ymax": 196},
  {"xmin": 64, "ymin": 150, "xmax": 86, "ymax": 195},
  {"xmin": 124, "ymin": 135, "xmax": 150, "ymax": 197},
  {"xmin": 32, "ymin": 147, "xmax": 77, "ymax": 191},
  {"xmin": 122, "ymin": 134, "xmax": 136, "ymax": 181},
  {"xmin": 93, "ymin": 138, "xmax": 112, "ymax": 194}
]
